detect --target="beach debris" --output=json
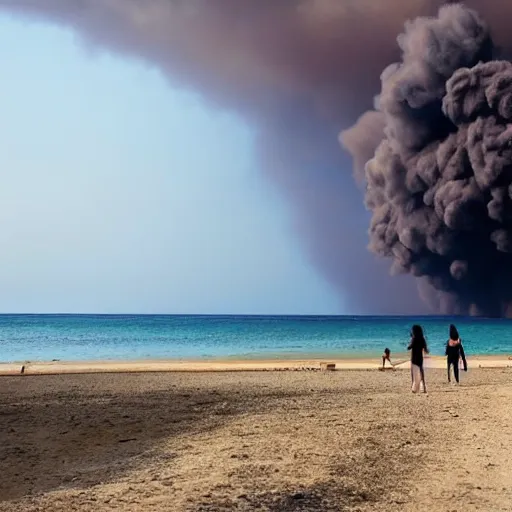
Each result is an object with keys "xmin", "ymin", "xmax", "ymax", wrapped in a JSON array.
[
  {"xmin": 320, "ymin": 362, "xmax": 336, "ymax": 371},
  {"xmin": 118, "ymin": 438, "xmax": 137, "ymax": 443}
]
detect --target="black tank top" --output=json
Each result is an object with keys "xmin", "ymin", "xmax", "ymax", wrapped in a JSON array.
[
  {"xmin": 410, "ymin": 338, "xmax": 426, "ymax": 366},
  {"xmin": 446, "ymin": 340, "xmax": 463, "ymax": 361}
]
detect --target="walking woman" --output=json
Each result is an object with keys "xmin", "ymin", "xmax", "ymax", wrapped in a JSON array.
[
  {"xmin": 446, "ymin": 324, "xmax": 467, "ymax": 383},
  {"xmin": 408, "ymin": 325, "xmax": 429, "ymax": 393}
]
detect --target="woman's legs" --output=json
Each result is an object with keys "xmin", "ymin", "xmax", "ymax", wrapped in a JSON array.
[
  {"xmin": 420, "ymin": 365, "xmax": 427, "ymax": 393},
  {"xmin": 453, "ymin": 360, "xmax": 460, "ymax": 383},
  {"xmin": 447, "ymin": 358, "xmax": 460, "ymax": 383},
  {"xmin": 411, "ymin": 364, "xmax": 421, "ymax": 393}
]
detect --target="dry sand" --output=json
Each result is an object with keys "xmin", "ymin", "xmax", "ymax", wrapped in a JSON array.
[
  {"xmin": 1, "ymin": 368, "xmax": 511, "ymax": 511},
  {"xmin": 0, "ymin": 355, "xmax": 510, "ymax": 375}
]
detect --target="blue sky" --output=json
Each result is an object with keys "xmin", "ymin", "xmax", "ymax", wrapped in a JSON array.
[{"xmin": 0, "ymin": 15, "xmax": 341, "ymax": 314}]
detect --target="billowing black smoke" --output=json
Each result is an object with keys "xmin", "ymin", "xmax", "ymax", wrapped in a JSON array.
[{"xmin": 342, "ymin": 4, "xmax": 512, "ymax": 317}]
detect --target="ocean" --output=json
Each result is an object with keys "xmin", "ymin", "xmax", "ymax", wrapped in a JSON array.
[{"xmin": 1, "ymin": 314, "xmax": 512, "ymax": 363}]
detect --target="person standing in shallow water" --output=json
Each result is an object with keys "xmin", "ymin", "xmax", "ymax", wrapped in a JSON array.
[
  {"xmin": 446, "ymin": 324, "xmax": 467, "ymax": 384},
  {"xmin": 408, "ymin": 325, "xmax": 429, "ymax": 393}
]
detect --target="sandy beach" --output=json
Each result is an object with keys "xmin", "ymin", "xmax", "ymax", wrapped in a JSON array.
[
  {"xmin": 0, "ymin": 355, "xmax": 510, "ymax": 375},
  {"xmin": 1, "ymin": 366, "xmax": 511, "ymax": 511}
]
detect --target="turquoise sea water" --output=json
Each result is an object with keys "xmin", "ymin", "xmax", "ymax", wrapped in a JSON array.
[{"xmin": 1, "ymin": 315, "xmax": 512, "ymax": 363}]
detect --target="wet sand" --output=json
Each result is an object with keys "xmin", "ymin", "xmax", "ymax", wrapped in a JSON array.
[
  {"xmin": 1, "ymin": 368, "xmax": 511, "ymax": 511},
  {"xmin": 0, "ymin": 355, "xmax": 510, "ymax": 375}
]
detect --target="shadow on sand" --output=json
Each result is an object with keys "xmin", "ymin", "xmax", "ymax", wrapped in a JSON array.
[
  {"xmin": 1, "ymin": 373, "xmax": 279, "ymax": 501},
  {"xmin": 0, "ymin": 371, "xmax": 431, "ymax": 509}
]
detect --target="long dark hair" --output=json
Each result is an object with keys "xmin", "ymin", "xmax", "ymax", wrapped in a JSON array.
[
  {"xmin": 410, "ymin": 324, "xmax": 427, "ymax": 348},
  {"xmin": 449, "ymin": 324, "xmax": 459, "ymax": 341}
]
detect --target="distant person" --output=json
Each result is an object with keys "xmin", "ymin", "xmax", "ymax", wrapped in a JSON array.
[
  {"xmin": 445, "ymin": 324, "xmax": 467, "ymax": 384},
  {"xmin": 382, "ymin": 348, "xmax": 393, "ymax": 370},
  {"xmin": 408, "ymin": 325, "xmax": 429, "ymax": 393}
]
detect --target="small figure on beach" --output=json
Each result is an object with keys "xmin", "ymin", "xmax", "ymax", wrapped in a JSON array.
[
  {"xmin": 408, "ymin": 325, "xmax": 429, "ymax": 393},
  {"xmin": 446, "ymin": 324, "xmax": 467, "ymax": 384},
  {"xmin": 382, "ymin": 348, "xmax": 393, "ymax": 370}
]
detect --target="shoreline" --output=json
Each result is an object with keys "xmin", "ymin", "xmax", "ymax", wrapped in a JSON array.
[{"xmin": 0, "ymin": 354, "xmax": 510, "ymax": 375}]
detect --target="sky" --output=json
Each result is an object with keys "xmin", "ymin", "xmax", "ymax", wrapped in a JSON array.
[{"xmin": 0, "ymin": 14, "xmax": 342, "ymax": 315}]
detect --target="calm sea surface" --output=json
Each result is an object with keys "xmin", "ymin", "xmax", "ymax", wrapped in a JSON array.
[{"xmin": 1, "ymin": 314, "xmax": 512, "ymax": 363}]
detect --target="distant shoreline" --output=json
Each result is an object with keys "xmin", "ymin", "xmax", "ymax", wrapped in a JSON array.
[{"xmin": 1, "ymin": 355, "xmax": 510, "ymax": 375}]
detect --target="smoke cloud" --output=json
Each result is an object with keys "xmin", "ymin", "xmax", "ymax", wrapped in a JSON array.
[
  {"xmin": 341, "ymin": 3, "xmax": 512, "ymax": 317},
  {"xmin": 1, "ymin": 1, "xmax": 512, "ymax": 315}
]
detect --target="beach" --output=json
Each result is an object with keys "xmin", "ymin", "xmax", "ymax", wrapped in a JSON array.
[
  {"xmin": 0, "ymin": 355, "xmax": 510, "ymax": 375},
  {"xmin": 1, "ymin": 365, "xmax": 511, "ymax": 511}
]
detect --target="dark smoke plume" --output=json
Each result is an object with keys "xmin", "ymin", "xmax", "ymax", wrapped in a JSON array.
[
  {"xmin": 0, "ymin": 0, "xmax": 433, "ymax": 315},
  {"xmin": 2, "ymin": 1, "xmax": 512, "ymax": 315},
  {"xmin": 342, "ymin": 3, "xmax": 512, "ymax": 317}
]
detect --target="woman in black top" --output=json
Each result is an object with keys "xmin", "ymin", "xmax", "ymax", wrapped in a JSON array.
[
  {"xmin": 446, "ymin": 324, "xmax": 467, "ymax": 383},
  {"xmin": 408, "ymin": 324, "xmax": 429, "ymax": 393}
]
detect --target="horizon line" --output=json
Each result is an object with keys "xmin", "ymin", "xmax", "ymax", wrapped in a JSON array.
[{"xmin": 0, "ymin": 312, "xmax": 502, "ymax": 319}]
